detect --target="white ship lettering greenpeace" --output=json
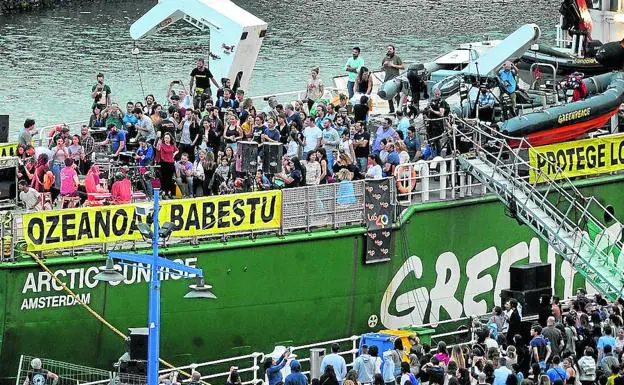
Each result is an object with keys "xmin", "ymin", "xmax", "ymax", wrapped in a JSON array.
[
  {"xmin": 380, "ymin": 223, "xmax": 623, "ymax": 329},
  {"xmin": 19, "ymin": 257, "xmax": 198, "ymax": 311}
]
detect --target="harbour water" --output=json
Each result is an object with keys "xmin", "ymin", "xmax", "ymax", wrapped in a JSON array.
[{"xmin": 0, "ymin": 0, "xmax": 557, "ymax": 135}]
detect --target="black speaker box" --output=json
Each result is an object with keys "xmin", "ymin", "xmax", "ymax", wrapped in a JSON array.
[
  {"xmin": 519, "ymin": 320, "xmax": 538, "ymax": 344},
  {"xmin": 509, "ymin": 263, "xmax": 551, "ymax": 291},
  {"xmin": 128, "ymin": 327, "xmax": 148, "ymax": 361},
  {"xmin": 262, "ymin": 142, "xmax": 282, "ymax": 174},
  {"xmin": 0, "ymin": 116, "xmax": 8, "ymax": 144},
  {"xmin": 236, "ymin": 141, "xmax": 259, "ymax": 173},
  {"xmin": 500, "ymin": 287, "xmax": 552, "ymax": 316},
  {"xmin": 119, "ymin": 360, "xmax": 148, "ymax": 375}
]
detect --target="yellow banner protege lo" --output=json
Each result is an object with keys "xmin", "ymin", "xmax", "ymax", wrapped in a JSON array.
[
  {"xmin": 528, "ymin": 134, "xmax": 624, "ymax": 183},
  {"xmin": 23, "ymin": 190, "xmax": 282, "ymax": 251}
]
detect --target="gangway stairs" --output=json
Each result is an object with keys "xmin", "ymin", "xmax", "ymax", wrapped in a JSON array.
[{"xmin": 451, "ymin": 118, "xmax": 624, "ymax": 301}]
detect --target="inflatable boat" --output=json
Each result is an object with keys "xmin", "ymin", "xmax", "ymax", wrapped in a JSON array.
[
  {"xmin": 500, "ymin": 72, "xmax": 624, "ymax": 147},
  {"xmin": 520, "ymin": 44, "xmax": 610, "ymax": 76}
]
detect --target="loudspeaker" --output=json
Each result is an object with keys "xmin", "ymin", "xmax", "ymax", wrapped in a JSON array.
[
  {"xmin": 519, "ymin": 320, "xmax": 538, "ymax": 344},
  {"xmin": 534, "ymin": 263, "xmax": 551, "ymax": 287},
  {"xmin": 263, "ymin": 142, "xmax": 282, "ymax": 174},
  {"xmin": 119, "ymin": 360, "xmax": 148, "ymax": 375},
  {"xmin": 500, "ymin": 287, "xmax": 552, "ymax": 316},
  {"xmin": 236, "ymin": 141, "xmax": 258, "ymax": 173},
  {"xmin": 509, "ymin": 263, "xmax": 551, "ymax": 291},
  {"xmin": 128, "ymin": 327, "xmax": 148, "ymax": 361},
  {"xmin": 0, "ymin": 116, "xmax": 8, "ymax": 144}
]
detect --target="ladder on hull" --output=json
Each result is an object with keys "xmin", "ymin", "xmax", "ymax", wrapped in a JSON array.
[{"xmin": 452, "ymin": 118, "xmax": 624, "ymax": 300}]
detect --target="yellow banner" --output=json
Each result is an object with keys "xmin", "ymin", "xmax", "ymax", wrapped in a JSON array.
[
  {"xmin": 23, "ymin": 191, "xmax": 282, "ymax": 251},
  {"xmin": 528, "ymin": 134, "xmax": 624, "ymax": 183},
  {"xmin": 0, "ymin": 143, "xmax": 18, "ymax": 157}
]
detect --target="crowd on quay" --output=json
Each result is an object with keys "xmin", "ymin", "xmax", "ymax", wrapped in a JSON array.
[
  {"xmin": 23, "ymin": 291, "xmax": 624, "ymax": 385},
  {"xmin": 260, "ymin": 291, "xmax": 624, "ymax": 385},
  {"xmin": 14, "ymin": 46, "xmax": 448, "ymax": 211}
]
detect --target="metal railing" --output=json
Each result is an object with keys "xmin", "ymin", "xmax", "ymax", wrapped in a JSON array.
[
  {"xmin": 394, "ymin": 157, "xmax": 487, "ymax": 204},
  {"xmin": 15, "ymin": 355, "xmax": 113, "ymax": 385},
  {"xmin": 450, "ymin": 117, "xmax": 624, "ymax": 299},
  {"xmin": 5, "ymin": 158, "xmax": 503, "ymax": 260},
  {"xmin": 282, "ymin": 180, "xmax": 366, "ymax": 232},
  {"xmin": 61, "ymin": 315, "xmax": 477, "ymax": 385},
  {"xmin": 6, "ymin": 180, "xmax": 368, "ymax": 260}
]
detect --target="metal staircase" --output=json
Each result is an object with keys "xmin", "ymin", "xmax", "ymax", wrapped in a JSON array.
[{"xmin": 450, "ymin": 118, "xmax": 624, "ymax": 300}]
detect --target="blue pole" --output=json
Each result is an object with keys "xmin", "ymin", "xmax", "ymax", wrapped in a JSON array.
[{"xmin": 147, "ymin": 187, "xmax": 161, "ymax": 385}]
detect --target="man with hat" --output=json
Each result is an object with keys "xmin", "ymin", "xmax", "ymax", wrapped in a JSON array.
[
  {"xmin": 337, "ymin": 107, "xmax": 353, "ymax": 125},
  {"xmin": 498, "ymin": 61, "xmax": 518, "ymax": 116},
  {"xmin": 475, "ymin": 84, "xmax": 495, "ymax": 122},
  {"xmin": 23, "ymin": 358, "xmax": 59, "ymax": 385},
  {"xmin": 97, "ymin": 124, "xmax": 126, "ymax": 158}
]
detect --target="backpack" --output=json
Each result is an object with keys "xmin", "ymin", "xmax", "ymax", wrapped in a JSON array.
[
  {"xmin": 43, "ymin": 171, "xmax": 55, "ymax": 191},
  {"xmin": 487, "ymin": 321, "xmax": 499, "ymax": 339}
]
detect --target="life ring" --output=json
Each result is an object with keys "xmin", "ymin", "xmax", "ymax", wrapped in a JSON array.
[{"xmin": 395, "ymin": 164, "xmax": 417, "ymax": 194}]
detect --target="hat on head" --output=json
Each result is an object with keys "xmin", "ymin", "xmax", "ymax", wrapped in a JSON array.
[
  {"xmin": 338, "ymin": 107, "xmax": 348, "ymax": 113},
  {"xmin": 31, "ymin": 358, "xmax": 42, "ymax": 370}
]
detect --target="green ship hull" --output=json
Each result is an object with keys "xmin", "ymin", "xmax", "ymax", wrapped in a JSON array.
[{"xmin": 2, "ymin": 175, "xmax": 623, "ymax": 384}]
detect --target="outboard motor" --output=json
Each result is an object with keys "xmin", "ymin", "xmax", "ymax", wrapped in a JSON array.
[
  {"xmin": 406, "ymin": 64, "xmax": 429, "ymax": 100},
  {"xmin": 559, "ymin": 0, "xmax": 581, "ymax": 31},
  {"xmin": 596, "ymin": 39, "xmax": 624, "ymax": 69},
  {"xmin": 405, "ymin": 63, "xmax": 429, "ymax": 117}
]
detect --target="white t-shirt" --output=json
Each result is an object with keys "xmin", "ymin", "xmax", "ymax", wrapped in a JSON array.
[
  {"xmin": 366, "ymin": 164, "xmax": 383, "ymax": 179},
  {"xmin": 303, "ymin": 126, "xmax": 322, "ymax": 152},
  {"xmin": 20, "ymin": 188, "xmax": 40, "ymax": 210},
  {"xmin": 339, "ymin": 139, "xmax": 353, "ymax": 155},
  {"xmin": 399, "ymin": 151, "xmax": 410, "ymax": 164},
  {"xmin": 484, "ymin": 337, "xmax": 499, "ymax": 350},
  {"xmin": 286, "ymin": 140, "xmax": 300, "ymax": 157}
]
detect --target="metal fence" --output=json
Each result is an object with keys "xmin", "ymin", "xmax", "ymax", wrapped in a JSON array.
[
  {"xmin": 395, "ymin": 157, "xmax": 488, "ymax": 205},
  {"xmin": 2, "ymin": 158, "xmax": 495, "ymax": 261},
  {"xmin": 282, "ymin": 180, "xmax": 366, "ymax": 232},
  {"xmin": 16, "ymin": 355, "xmax": 113, "ymax": 385},
  {"xmin": 63, "ymin": 315, "xmax": 477, "ymax": 385},
  {"xmin": 6, "ymin": 180, "xmax": 368, "ymax": 260}
]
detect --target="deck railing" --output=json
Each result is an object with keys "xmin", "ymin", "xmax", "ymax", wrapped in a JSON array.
[
  {"xmin": 2, "ymin": 155, "xmax": 496, "ymax": 261},
  {"xmin": 42, "ymin": 316, "xmax": 475, "ymax": 385}
]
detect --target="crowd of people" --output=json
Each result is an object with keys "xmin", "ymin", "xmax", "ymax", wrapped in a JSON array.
[
  {"xmin": 22, "ymin": 291, "xmax": 624, "ymax": 385},
  {"xmin": 259, "ymin": 291, "xmax": 624, "ymax": 385},
  {"xmin": 13, "ymin": 48, "xmax": 455, "ymax": 211}
]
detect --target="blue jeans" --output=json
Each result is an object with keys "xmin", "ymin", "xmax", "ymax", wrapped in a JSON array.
[
  {"xmin": 326, "ymin": 149, "xmax": 334, "ymax": 176},
  {"xmin": 347, "ymin": 81, "xmax": 355, "ymax": 99}
]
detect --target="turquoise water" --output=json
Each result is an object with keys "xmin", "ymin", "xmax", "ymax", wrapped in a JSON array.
[{"xmin": 0, "ymin": 0, "xmax": 557, "ymax": 135}]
